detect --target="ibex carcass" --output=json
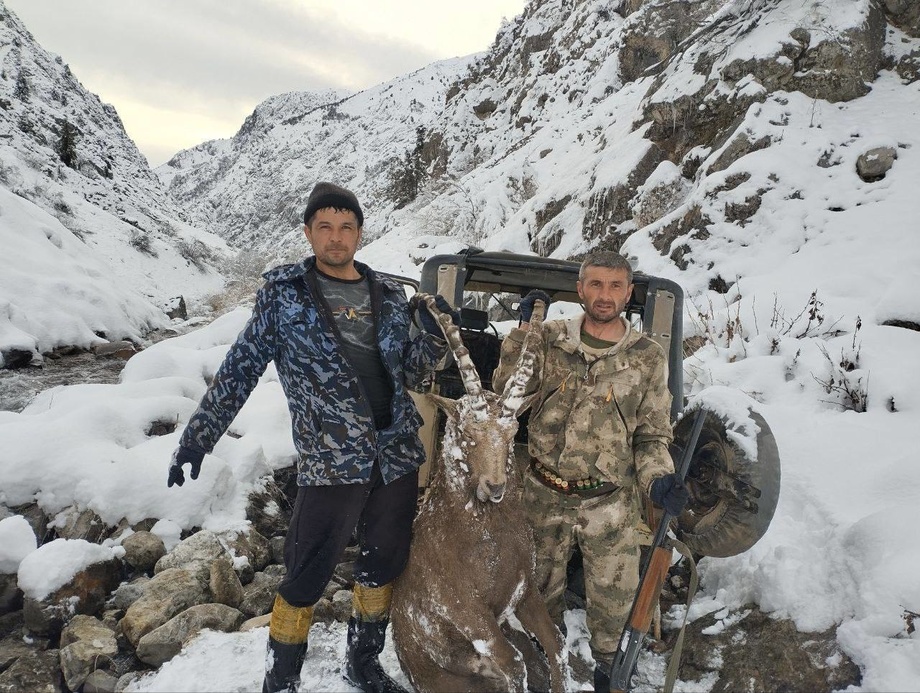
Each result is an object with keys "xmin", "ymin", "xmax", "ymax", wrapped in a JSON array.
[{"xmin": 391, "ymin": 295, "xmax": 565, "ymax": 693}]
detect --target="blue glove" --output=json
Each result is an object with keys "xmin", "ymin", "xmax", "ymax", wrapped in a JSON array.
[
  {"xmin": 167, "ymin": 446, "xmax": 205, "ymax": 488},
  {"xmin": 649, "ymin": 473, "xmax": 689, "ymax": 516},
  {"xmin": 415, "ymin": 295, "xmax": 460, "ymax": 336},
  {"xmin": 519, "ymin": 290, "xmax": 551, "ymax": 322}
]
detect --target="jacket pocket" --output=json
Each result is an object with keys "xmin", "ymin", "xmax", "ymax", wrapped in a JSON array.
[
  {"xmin": 594, "ymin": 449, "xmax": 635, "ymax": 487},
  {"xmin": 280, "ymin": 309, "xmax": 339, "ymax": 363},
  {"xmin": 592, "ymin": 373, "xmax": 639, "ymax": 435}
]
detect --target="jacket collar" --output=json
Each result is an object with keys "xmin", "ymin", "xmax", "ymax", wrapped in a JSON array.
[
  {"xmin": 554, "ymin": 313, "xmax": 642, "ymax": 355},
  {"xmin": 262, "ymin": 256, "xmax": 400, "ymax": 293}
]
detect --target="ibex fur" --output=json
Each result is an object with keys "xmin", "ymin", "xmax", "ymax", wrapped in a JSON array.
[{"xmin": 391, "ymin": 294, "xmax": 566, "ymax": 693}]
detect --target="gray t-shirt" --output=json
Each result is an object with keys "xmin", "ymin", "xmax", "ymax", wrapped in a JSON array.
[{"xmin": 315, "ymin": 271, "xmax": 393, "ymax": 429}]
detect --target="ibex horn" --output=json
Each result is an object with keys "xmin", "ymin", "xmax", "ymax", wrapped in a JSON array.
[
  {"xmin": 418, "ymin": 293, "xmax": 489, "ymax": 421},
  {"xmin": 499, "ymin": 299, "xmax": 545, "ymax": 421}
]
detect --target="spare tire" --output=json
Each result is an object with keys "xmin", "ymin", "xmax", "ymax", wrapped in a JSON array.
[{"xmin": 673, "ymin": 405, "xmax": 781, "ymax": 558}]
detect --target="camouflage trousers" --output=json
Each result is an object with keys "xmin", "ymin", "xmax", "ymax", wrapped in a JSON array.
[{"xmin": 522, "ymin": 471, "xmax": 644, "ymax": 661}]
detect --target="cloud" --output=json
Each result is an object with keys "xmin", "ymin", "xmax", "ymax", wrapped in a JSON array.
[
  {"xmin": 5, "ymin": 0, "xmax": 525, "ymax": 164},
  {"xmin": 14, "ymin": 0, "xmax": 437, "ymax": 109}
]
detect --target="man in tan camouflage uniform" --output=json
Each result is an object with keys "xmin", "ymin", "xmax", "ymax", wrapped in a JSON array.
[{"xmin": 493, "ymin": 251, "xmax": 688, "ymax": 692}]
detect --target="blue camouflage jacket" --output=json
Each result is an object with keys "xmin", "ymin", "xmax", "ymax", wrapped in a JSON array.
[{"xmin": 178, "ymin": 257, "xmax": 445, "ymax": 486}]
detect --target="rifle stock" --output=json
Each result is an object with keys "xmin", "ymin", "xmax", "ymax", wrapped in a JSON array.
[{"xmin": 608, "ymin": 408, "xmax": 707, "ymax": 693}]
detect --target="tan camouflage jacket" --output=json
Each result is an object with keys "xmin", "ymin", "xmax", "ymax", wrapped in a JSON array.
[{"xmin": 493, "ymin": 314, "xmax": 674, "ymax": 494}]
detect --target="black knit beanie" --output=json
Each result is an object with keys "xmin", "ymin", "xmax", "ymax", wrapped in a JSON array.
[{"xmin": 303, "ymin": 182, "xmax": 364, "ymax": 227}]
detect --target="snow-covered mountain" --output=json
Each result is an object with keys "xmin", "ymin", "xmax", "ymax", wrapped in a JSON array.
[
  {"xmin": 1, "ymin": 0, "xmax": 919, "ymax": 691},
  {"xmin": 156, "ymin": 57, "xmax": 474, "ymax": 261},
  {"xmin": 160, "ymin": 0, "xmax": 920, "ymax": 283},
  {"xmin": 0, "ymin": 0, "xmax": 229, "ymax": 365}
]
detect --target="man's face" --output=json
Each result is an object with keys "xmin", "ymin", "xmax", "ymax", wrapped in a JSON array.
[
  {"xmin": 576, "ymin": 266, "xmax": 633, "ymax": 323},
  {"xmin": 304, "ymin": 208, "xmax": 361, "ymax": 271}
]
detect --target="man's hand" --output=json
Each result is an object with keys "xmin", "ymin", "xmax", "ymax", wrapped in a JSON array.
[
  {"xmin": 519, "ymin": 290, "xmax": 551, "ymax": 323},
  {"xmin": 167, "ymin": 447, "xmax": 205, "ymax": 488},
  {"xmin": 414, "ymin": 294, "xmax": 460, "ymax": 337},
  {"xmin": 649, "ymin": 473, "xmax": 689, "ymax": 516}
]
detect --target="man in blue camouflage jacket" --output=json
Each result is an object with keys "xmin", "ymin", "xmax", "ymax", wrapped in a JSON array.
[{"xmin": 168, "ymin": 182, "xmax": 452, "ymax": 693}]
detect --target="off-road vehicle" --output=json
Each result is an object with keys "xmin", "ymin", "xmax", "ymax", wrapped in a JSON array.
[{"xmin": 409, "ymin": 248, "xmax": 780, "ymax": 560}]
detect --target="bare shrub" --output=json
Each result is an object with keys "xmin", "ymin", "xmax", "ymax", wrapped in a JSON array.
[
  {"xmin": 176, "ymin": 239, "xmax": 217, "ymax": 271},
  {"xmin": 205, "ymin": 249, "xmax": 272, "ymax": 314},
  {"xmin": 130, "ymin": 228, "xmax": 157, "ymax": 257},
  {"xmin": 688, "ymin": 291, "xmax": 867, "ymax": 412},
  {"xmin": 769, "ymin": 290, "xmax": 842, "ymax": 340},
  {"xmin": 813, "ymin": 317, "xmax": 867, "ymax": 412}
]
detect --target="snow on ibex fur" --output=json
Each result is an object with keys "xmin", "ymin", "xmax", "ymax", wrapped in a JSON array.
[{"xmin": 391, "ymin": 294, "xmax": 565, "ymax": 693}]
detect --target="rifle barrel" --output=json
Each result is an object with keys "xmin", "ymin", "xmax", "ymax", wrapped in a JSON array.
[{"xmin": 608, "ymin": 407, "xmax": 707, "ymax": 692}]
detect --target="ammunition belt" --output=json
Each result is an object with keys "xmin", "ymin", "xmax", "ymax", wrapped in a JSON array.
[{"xmin": 530, "ymin": 458, "xmax": 619, "ymax": 498}]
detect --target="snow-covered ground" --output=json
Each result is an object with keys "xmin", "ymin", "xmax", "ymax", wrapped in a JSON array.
[
  {"xmin": 0, "ymin": 180, "xmax": 228, "ymax": 367},
  {"xmin": 2, "ymin": 4, "xmax": 920, "ymax": 692},
  {"xmin": 2, "ymin": 201, "xmax": 919, "ymax": 691}
]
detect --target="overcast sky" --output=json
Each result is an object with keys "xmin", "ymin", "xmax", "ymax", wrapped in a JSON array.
[{"xmin": 5, "ymin": 0, "xmax": 526, "ymax": 167}]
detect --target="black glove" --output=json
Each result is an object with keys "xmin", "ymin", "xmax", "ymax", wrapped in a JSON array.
[
  {"xmin": 649, "ymin": 473, "xmax": 689, "ymax": 516},
  {"xmin": 519, "ymin": 290, "xmax": 551, "ymax": 323},
  {"xmin": 415, "ymin": 294, "xmax": 460, "ymax": 336},
  {"xmin": 167, "ymin": 446, "xmax": 205, "ymax": 488}
]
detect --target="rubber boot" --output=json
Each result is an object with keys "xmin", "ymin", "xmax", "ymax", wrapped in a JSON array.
[
  {"xmin": 592, "ymin": 649, "xmax": 614, "ymax": 693},
  {"xmin": 262, "ymin": 594, "xmax": 313, "ymax": 693},
  {"xmin": 262, "ymin": 637, "xmax": 308, "ymax": 693},
  {"xmin": 343, "ymin": 617, "xmax": 407, "ymax": 693},
  {"xmin": 593, "ymin": 665, "xmax": 612, "ymax": 693}
]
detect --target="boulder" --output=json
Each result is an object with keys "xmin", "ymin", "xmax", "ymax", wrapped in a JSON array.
[
  {"xmin": 312, "ymin": 597, "xmax": 335, "ymax": 624},
  {"xmin": 120, "ymin": 568, "xmax": 208, "ymax": 647},
  {"xmin": 0, "ymin": 648, "xmax": 61, "ymax": 693},
  {"xmin": 675, "ymin": 606, "xmax": 860, "ymax": 691},
  {"xmin": 121, "ymin": 531, "xmax": 166, "ymax": 573},
  {"xmin": 246, "ymin": 490, "xmax": 288, "ymax": 539},
  {"xmin": 154, "ymin": 530, "xmax": 229, "ymax": 582},
  {"xmin": 135, "ymin": 603, "xmax": 244, "ymax": 667},
  {"xmin": 83, "ymin": 670, "xmax": 118, "ymax": 693},
  {"xmin": 269, "ymin": 536, "xmax": 286, "ymax": 565},
  {"xmin": 111, "ymin": 576, "xmax": 150, "ymax": 611},
  {"xmin": 0, "ymin": 609, "xmax": 24, "ymax": 642},
  {"xmin": 52, "ymin": 507, "xmax": 108, "ymax": 543},
  {"xmin": 239, "ymin": 570, "xmax": 284, "ymax": 618},
  {"xmin": 219, "ymin": 527, "xmax": 272, "ymax": 573},
  {"xmin": 883, "ymin": 0, "xmax": 920, "ymax": 36},
  {"xmin": 209, "ymin": 555, "xmax": 244, "ymax": 608},
  {"xmin": 164, "ymin": 296, "xmax": 188, "ymax": 321},
  {"xmin": 0, "ymin": 348, "xmax": 35, "ymax": 370},
  {"xmin": 22, "ymin": 556, "xmax": 123, "ymax": 637},
  {"xmin": 59, "ymin": 615, "xmax": 118, "ymax": 691},
  {"xmin": 101, "ymin": 608, "xmax": 123, "ymax": 633},
  {"xmin": 114, "ymin": 671, "xmax": 142, "ymax": 692},
  {"xmin": 0, "ymin": 634, "xmax": 34, "ymax": 673},
  {"xmin": 856, "ymin": 146, "xmax": 898, "ymax": 182},
  {"xmin": 239, "ymin": 613, "xmax": 271, "ymax": 632},
  {"xmin": 331, "ymin": 589, "xmax": 353, "ymax": 623},
  {"xmin": 92, "ymin": 341, "xmax": 137, "ymax": 360},
  {"xmin": 0, "ymin": 573, "xmax": 22, "ymax": 616}
]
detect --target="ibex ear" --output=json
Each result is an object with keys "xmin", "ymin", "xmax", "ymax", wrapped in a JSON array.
[{"xmin": 426, "ymin": 393, "xmax": 460, "ymax": 421}]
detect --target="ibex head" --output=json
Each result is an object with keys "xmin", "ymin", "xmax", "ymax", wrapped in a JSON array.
[{"xmin": 416, "ymin": 294, "xmax": 545, "ymax": 505}]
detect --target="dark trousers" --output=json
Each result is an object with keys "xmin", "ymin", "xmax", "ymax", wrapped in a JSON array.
[{"xmin": 277, "ymin": 462, "xmax": 418, "ymax": 607}]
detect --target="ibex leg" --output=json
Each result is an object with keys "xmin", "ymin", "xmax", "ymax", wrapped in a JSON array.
[{"xmin": 515, "ymin": 585, "xmax": 567, "ymax": 693}]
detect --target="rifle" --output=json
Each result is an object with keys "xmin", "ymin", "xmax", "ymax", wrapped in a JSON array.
[{"xmin": 608, "ymin": 407, "xmax": 707, "ymax": 693}]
